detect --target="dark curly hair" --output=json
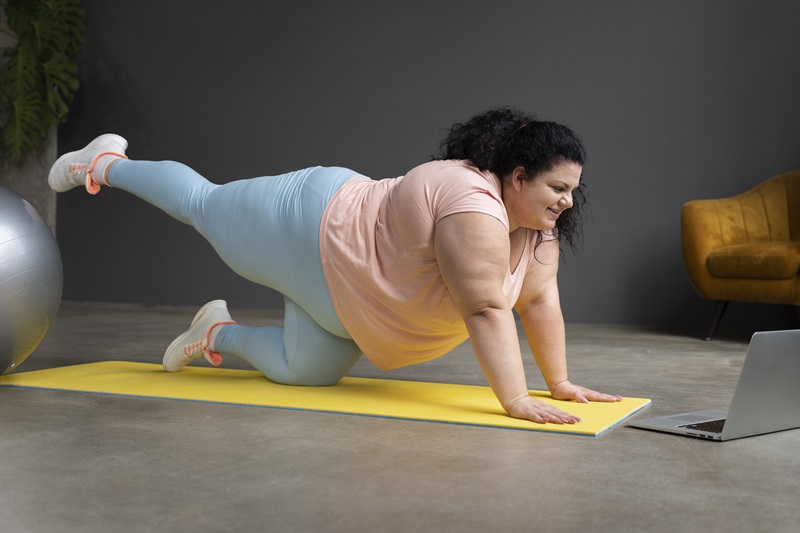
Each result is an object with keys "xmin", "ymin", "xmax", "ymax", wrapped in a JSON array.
[{"xmin": 437, "ymin": 107, "xmax": 587, "ymax": 252}]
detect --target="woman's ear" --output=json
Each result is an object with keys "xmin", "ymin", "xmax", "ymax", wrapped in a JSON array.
[{"xmin": 511, "ymin": 166, "xmax": 527, "ymax": 191}]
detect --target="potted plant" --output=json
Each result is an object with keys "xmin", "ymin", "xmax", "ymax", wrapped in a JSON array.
[
  {"xmin": 0, "ymin": 0, "xmax": 85, "ymax": 231},
  {"xmin": 1, "ymin": 0, "xmax": 85, "ymax": 159}
]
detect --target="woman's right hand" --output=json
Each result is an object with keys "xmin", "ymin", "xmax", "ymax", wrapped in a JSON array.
[{"xmin": 506, "ymin": 396, "xmax": 581, "ymax": 424}]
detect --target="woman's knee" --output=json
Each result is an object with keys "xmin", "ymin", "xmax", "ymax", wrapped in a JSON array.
[{"xmin": 277, "ymin": 343, "xmax": 362, "ymax": 386}]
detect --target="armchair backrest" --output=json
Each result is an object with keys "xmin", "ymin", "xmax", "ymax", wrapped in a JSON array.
[{"xmin": 717, "ymin": 170, "xmax": 800, "ymax": 245}]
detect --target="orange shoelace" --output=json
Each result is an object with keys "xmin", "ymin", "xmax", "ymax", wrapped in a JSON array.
[
  {"xmin": 182, "ymin": 340, "xmax": 207, "ymax": 356},
  {"xmin": 68, "ymin": 162, "xmax": 90, "ymax": 175}
]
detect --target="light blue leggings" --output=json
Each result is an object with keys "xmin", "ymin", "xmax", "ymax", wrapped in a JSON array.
[{"xmin": 108, "ymin": 160, "xmax": 363, "ymax": 385}]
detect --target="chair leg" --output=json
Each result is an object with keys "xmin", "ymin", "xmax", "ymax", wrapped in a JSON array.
[{"xmin": 704, "ymin": 301, "xmax": 729, "ymax": 341}]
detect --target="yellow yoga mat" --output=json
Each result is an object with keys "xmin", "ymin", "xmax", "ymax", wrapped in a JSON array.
[{"xmin": 0, "ymin": 362, "xmax": 650, "ymax": 436}]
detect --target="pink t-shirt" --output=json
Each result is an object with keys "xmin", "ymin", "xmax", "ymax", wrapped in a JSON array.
[{"xmin": 319, "ymin": 160, "xmax": 537, "ymax": 370}]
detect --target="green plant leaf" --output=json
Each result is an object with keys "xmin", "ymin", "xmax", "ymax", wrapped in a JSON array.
[
  {"xmin": 2, "ymin": 91, "xmax": 46, "ymax": 160},
  {"xmin": 0, "ymin": 40, "xmax": 42, "ymax": 101},
  {"xmin": 39, "ymin": 0, "xmax": 85, "ymax": 55},
  {"xmin": 42, "ymin": 50, "xmax": 79, "ymax": 124},
  {"xmin": 36, "ymin": 3, "xmax": 84, "ymax": 56},
  {"xmin": 0, "ymin": 0, "xmax": 85, "ymax": 160},
  {"xmin": 4, "ymin": 0, "xmax": 85, "ymax": 55},
  {"xmin": 4, "ymin": 1, "xmax": 38, "ymax": 44}
]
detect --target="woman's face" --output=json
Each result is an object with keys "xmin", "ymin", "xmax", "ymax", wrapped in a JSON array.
[{"xmin": 503, "ymin": 162, "xmax": 582, "ymax": 232}]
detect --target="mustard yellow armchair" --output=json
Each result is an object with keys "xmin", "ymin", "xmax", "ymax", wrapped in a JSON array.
[{"xmin": 682, "ymin": 170, "xmax": 800, "ymax": 339}]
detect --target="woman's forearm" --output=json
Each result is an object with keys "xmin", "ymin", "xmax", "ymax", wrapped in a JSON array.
[
  {"xmin": 520, "ymin": 301, "xmax": 569, "ymax": 392},
  {"xmin": 464, "ymin": 306, "xmax": 530, "ymax": 410}
]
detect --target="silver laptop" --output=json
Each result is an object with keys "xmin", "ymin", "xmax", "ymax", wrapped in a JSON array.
[{"xmin": 628, "ymin": 329, "xmax": 800, "ymax": 441}]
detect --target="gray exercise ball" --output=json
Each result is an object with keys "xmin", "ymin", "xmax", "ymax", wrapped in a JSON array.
[{"xmin": 0, "ymin": 185, "xmax": 63, "ymax": 375}]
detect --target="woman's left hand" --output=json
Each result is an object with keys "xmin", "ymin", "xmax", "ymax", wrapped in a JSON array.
[{"xmin": 550, "ymin": 380, "xmax": 623, "ymax": 403}]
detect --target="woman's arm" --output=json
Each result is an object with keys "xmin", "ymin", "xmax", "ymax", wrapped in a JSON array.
[
  {"xmin": 514, "ymin": 238, "xmax": 622, "ymax": 403},
  {"xmin": 434, "ymin": 212, "xmax": 581, "ymax": 424}
]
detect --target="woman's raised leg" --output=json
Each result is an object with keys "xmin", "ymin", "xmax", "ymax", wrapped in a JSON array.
[
  {"xmin": 106, "ymin": 159, "xmax": 353, "ymax": 338},
  {"xmin": 48, "ymin": 135, "xmax": 362, "ymax": 385}
]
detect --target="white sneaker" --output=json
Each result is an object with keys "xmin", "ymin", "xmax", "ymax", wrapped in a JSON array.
[
  {"xmin": 48, "ymin": 133, "xmax": 128, "ymax": 194},
  {"xmin": 163, "ymin": 300, "xmax": 236, "ymax": 373}
]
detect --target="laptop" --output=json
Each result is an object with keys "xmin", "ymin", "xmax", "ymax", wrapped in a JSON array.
[{"xmin": 628, "ymin": 329, "xmax": 800, "ymax": 441}]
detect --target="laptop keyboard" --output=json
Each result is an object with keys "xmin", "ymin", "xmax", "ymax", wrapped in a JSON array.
[{"xmin": 679, "ymin": 419, "xmax": 726, "ymax": 433}]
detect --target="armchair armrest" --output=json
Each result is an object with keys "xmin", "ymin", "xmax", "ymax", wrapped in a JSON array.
[{"xmin": 681, "ymin": 195, "xmax": 752, "ymax": 298}]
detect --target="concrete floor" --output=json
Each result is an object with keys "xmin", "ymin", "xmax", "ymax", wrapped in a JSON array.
[{"xmin": 1, "ymin": 301, "xmax": 798, "ymax": 532}]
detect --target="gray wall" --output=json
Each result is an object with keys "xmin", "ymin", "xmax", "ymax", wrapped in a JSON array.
[{"xmin": 58, "ymin": 0, "xmax": 800, "ymax": 335}]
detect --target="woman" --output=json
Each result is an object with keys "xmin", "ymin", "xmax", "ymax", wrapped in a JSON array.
[{"xmin": 48, "ymin": 107, "xmax": 622, "ymax": 425}]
